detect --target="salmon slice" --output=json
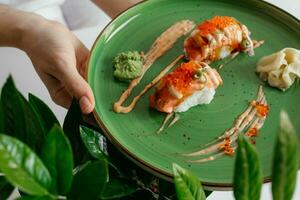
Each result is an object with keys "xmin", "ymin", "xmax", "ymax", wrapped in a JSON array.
[
  {"xmin": 150, "ymin": 61, "xmax": 223, "ymax": 113},
  {"xmin": 184, "ymin": 16, "xmax": 254, "ymax": 63}
]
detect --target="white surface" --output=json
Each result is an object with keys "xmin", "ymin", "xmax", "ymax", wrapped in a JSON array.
[
  {"xmin": 61, "ymin": 0, "xmax": 110, "ymax": 30},
  {"xmin": 1, "ymin": 0, "xmax": 110, "ymax": 30},
  {"xmin": 0, "ymin": 0, "xmax": 300, "ymax": 199},
  {"xmin": 1, "ymin": 0, "xmax": 67, "ymax": 25}
]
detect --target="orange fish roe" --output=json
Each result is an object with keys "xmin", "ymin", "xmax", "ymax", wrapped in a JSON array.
[
  {"xmin": 219, "ymin": 137, "xmax": 235, "ymax": 156},
  {"xmin": 198, "ymin": 16, "xmax": 237, "ymax": 36},
  {"xmin": 224, "ymin": 148, "xmax": 235, "ymax": 157},
  {"xmin": 246, "ymin": 127, "xmax": 259, "ymax": 137},
  {"xmin": 163, "ymin": 61, "xmax": 199, "ymax": 92},
  {"xmin": 211, "ymin": 16, "xmax": 237, "ymax": 29},
  {"xmin": 198, "ymin": 21, "xmax": 216, "ymax": 36},
  {"xmin": 251, "ymin": 101, "xmax": 270, "ymax": 117}
]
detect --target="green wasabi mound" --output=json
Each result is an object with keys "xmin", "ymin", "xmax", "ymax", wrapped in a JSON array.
[{"xmin": 113, "ymin": 51, "xmax": 143, "ymax": 82}]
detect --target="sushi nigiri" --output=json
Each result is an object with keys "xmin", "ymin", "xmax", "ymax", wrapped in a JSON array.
[
  {"xmin": 184, "ymin": 16, "xmax": 254, "ymax": 63},
  {"xmin": 150, "ymin": 61, "xmax": 223, "ymax": 113}
]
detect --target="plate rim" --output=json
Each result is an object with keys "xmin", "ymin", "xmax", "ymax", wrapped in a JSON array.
[{"xmin": 87, "ymin": 0, "xmax": 300, "ymax": 189}]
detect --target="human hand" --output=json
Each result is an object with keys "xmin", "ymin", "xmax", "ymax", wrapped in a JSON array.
[{"xmin": 20, "ymin": 15, "xmax": 94, "ymax": 114}]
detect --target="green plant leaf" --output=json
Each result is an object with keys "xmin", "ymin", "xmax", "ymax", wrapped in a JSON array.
[
  {"xmin": 158, "ymin": 178, "xmax": 176, "ymax": 199},
  {"xmin": 41, "ymin": 125, "xmax": 73, "ymax": 195},
  {"xmin": 204, "ymin": 191, "xmax": 212, "ymax": 198},
  {"xmin": 0, "ymin": 99, "xmax": 4, "ymax": 132},
  {"xmin": 80, "ymin": 125, "xmax": 108, "ymax": 160},
  {"xmin": 68, "ymin": 160, "xmax": 108, "ymax": 200},
  {"xmin": 272, "ymin": 110, "xmax": 300, "ymax": 200},
  {"xmin": 100, "ymin": 177, "xmax": 138, "ymax": 199},
  {"xmin": 18, "ymin": 196, "xmax": 53, "ymax": 200},
  {"xmin": 72, "ymin": 161, "xmax": 92, "ymax": 175},
  {"xmin": 107, "ymin": 143, "xmax": 148, "ymax": 179},
  {"xmin": 173, "ymin": 163, "xmax": 206, "ymax": 200},
  {"xmin": 0, "ymin": 134, "xmax": 52, "ymax": 196},
  {"xmin": 29, "ymin": 94, "xmax": 59, "ymax": 133},
  {"xmin": 233, "ymin": 137, "xmax": 248, "ymax": 200},
  {"xmin": 125, "ymin": 189, "xmax": 155, "ymax": 200},
  {"xmin": 158, "ymin": 178, "xmax": 211, "ymax": 200},
  {"xmin": 0, "ymin": 76, "xmax": 45, "ymax": 151},
  {"xmin": 63, "ymin": 99, "xmax": 89, "ymax": 165},
  {"xmin": 0, "ymin": 176, "xmax": 14, "ymax": 199},
  {"xmin": 233, "ymin": 135, "xmax": 262, "ymax": 200},
  {"xmin": 79, "ymin": 126, "xmax": 121, "ymax": 177}
]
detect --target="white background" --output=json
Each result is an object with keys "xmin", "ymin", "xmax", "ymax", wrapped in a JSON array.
[{"xmin": 0, "ymin": 0, "xmax": 299, "ymax": 199}]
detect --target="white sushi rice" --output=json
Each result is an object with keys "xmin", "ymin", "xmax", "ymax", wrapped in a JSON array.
[
  {"xmin": 218, "ymin": 46, "xmax": 232, "ymax": 59},
  {"xmin": 175, "ymin": 87, "xmax": 216, "ymax": 113}
]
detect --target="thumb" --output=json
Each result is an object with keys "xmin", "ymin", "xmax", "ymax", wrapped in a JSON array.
[
  {"xmin": 61, "ymin": 67, "xmax": 95, "ymax": 114},
  {"xmin": 65, "ymin": 37, "xmax": 95, "ymax": 114}
]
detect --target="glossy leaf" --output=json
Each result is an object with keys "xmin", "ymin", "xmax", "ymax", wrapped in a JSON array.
[
  {"xmin": 173, "ymin": 163, "xmax": 206, "ymax": 200},
  {"xmin": 0, "ymin": 134, "xmax": 51, "ymax": 196},
  {"xmin": 233, "ymin": 137, "xmax": 248, "ymax": 200},
  {"xmin": 29, "ymin": 94, "xmax": 59, "ymax": 133},
  {"xmin": 126, "ymin": 189, "xmax": 154, "ymax": 200},
  {"xmin": 80, "ymin": 125, "xmax": 108, "ymax": 160},
  {"xmin": 1, "ymin": 77, "xmax": 26, "ymax": 140},
  {"xmin": 158, "ymin": 178, "xmax": 176, "ymax": 199},
  {"xmin": 233, "ymin": 135, "xmax": 262, "ymax": 200},
  {"xmin": 0, "ymin": 76, "xmax": 45, "ymax": 151},
  {"xmin": 41, "ymin": 125, "xmax": 73, "ymax": 195},
  {"xmin": 100, "ymin": 177, "xmax": 138, "ymax": 199},
  {"xmin": 272, "ymin": 111, "xmax": 299, "ymax": 200},
  {"xmin": 204, "ymin": 191, "xmax": 212, "ymax": 198},
  {"xmin": 0, "ymin": 99, "xmax": 4, "ymax": 132},
  {"xmin": 68, "ymin": 160, "xmax": 108, "ymax": 200},
  {"xmin": 106, "ymin": 143, "xmax": 146, "ymax": 179},
  {"xmin": 63, "ymin": 99, "xmax": 89, "ymax": 165},
  {"xmin": 72, "ymin": 161, "xmax": 91, "ymax": 175},
  {"xmin": 18, "ymin": 196, "xmax": 53, "ymax": 200},
  {"xmin": 0, "ymin": 176, "xmax": 14, "ymax": 199}
]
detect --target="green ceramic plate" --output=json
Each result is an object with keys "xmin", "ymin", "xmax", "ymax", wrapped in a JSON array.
[{"xmin": 88, "ymin": 0, "xmax": 300, "ymax": 189}]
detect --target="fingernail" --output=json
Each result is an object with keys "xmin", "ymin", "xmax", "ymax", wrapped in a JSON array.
[{"xmin": 79, "ymin": 96, "xmax": 92, "ymax": 113}]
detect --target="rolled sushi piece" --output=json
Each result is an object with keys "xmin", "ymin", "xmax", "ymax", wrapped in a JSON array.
[
  {"xmin": 150, "ymin": 61, "xmax": 223, "ymax": 113},
  {"xmin": 184, "ymin": 16, "xmax": 254, "ymax": 63}
]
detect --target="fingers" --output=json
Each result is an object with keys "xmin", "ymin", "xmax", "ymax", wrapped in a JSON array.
[
  {"xmin": 38, "ymin": 72, "xmax": 72, "ymax": 109},
  {"xmin": 48, "ymin": 65, "xmax": 95, "ymax": 114},
  {"xmin": 25, "ymin": 19, "xmax": 95, "ymax": 114},
  {"xmin": 71, "ymin": 34, "xmax": 90, "ymax": 78},
  {"xmin": 53, "ymin": 36, "xmax": 94, "ymax": 114},
  {"xmin": 53, "ymin": 86, "xmax": 73, "ymax": 109},
  {"xmin": 70, "ymin": 35, "xmax": 95, "ymax": 114},
  {"xmin": 39, "ymin": 49, "xmax": 95, "ymax": 113},
  {"xmin": 59, "ymin": 65, "xmax": 95, "ymax": 114}
]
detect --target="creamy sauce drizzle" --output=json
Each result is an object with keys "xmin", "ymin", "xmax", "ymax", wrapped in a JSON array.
[
  {"xmin": 183, "ymin": 86, "xmax": 269, "ymax": 163},
  {"xmin": 253, "ymin": 40, "xmax": 265, "ymax": 48},
  {"xmin": 113, "ymin": 20, "xmax": 195, "ymax": 113},
  {"xmin": 187, "ymin": 152, "xmax": 226, "ymax": 163},
  {"xmin": 168, "ymin": 113, "xmax": 180, "ymax": 129},
  {"xmin": 156, "ymin": 113, "xmax": 182, "ymax": 134},
  {"xmin": 157, "ymin": 113, "xmax": 174, "ymax": 134}
]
